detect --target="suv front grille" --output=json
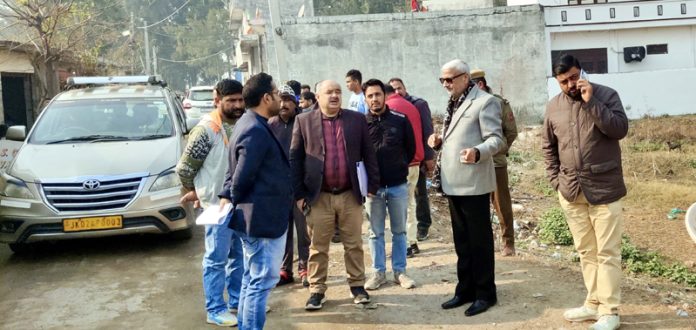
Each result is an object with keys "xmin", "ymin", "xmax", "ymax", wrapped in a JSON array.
[{"xmin": 42, "ymin": 176, "xmax": 144, "ymax": 212}]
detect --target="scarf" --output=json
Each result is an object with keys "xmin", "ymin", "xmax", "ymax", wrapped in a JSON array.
[
  {"xmin": 431, "ymin": 82, "xmax": 474, "ymax": 194},
  {"xmin": 210, "ymin": 109, "xmax": 229, "ymax": 146}
]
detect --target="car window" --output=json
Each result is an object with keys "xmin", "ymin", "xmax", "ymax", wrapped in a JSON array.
[
  {"xmin": 189, "ymin": 90, "xmax": 214, "ymax": 101},
  {"xmin": 29, "ymin": 98, "xmax": 175, "ymax": 144}
]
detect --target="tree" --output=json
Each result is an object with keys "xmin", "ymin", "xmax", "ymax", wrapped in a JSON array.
[{"xmin": 1, "ymin": 0, "xmax": 128, "ymax": 108}]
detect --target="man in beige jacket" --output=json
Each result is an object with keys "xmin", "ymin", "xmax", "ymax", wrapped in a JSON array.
[{"xmin": 429, "ymin": 59, "xmax": 503, "ymax": 317}]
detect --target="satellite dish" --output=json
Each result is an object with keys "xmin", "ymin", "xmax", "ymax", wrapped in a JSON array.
[{"xmin": 686, "ymin": 202, "xmax": 696, "ymax": 243}]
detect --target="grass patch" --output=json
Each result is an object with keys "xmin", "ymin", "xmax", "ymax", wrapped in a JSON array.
[
  {"xmin": 621, "ymin": 236, "xmax": 696, "ymax": 287},
  {"xmin": 627, "ymin": 140, "xmax": 663, "ymax": 152},
  {"xmin": 534, "ymin": 178, "xmax": 555, "ymax": 197},
  {"xmin": 538, "ymin": 207, "xmax": 573, "ymax": 245}
]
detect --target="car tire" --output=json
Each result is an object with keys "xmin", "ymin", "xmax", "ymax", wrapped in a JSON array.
[
  {"xmin": 8, "ymin": 243, "xmax": 30, "ymax": 254},
  {"xmin": 169, "ymin": 227, "xmax": 193, "ymax": 240}
]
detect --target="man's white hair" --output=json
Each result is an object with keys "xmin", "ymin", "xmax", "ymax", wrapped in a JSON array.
[{"xmin": 441, "ymin": 59, "xmax": 470, "ymax": 75}]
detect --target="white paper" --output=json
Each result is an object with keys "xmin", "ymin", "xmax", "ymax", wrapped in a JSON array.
[
  {"xmin": 357, "ymin": 161, "xmax": 368, "ymax": 197},
  {"xmin": 195, "ymin": 203, "xmax": 233, "ymax": 225}
]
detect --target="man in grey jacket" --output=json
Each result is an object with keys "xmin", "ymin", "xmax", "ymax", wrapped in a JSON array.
[
  {"xmin": 428, "ymin": 59, "xmax": 503, "ymax": 317},
  {"xmin": 543, "ymin": 54, "xmax": 628, "ymax": 330}
]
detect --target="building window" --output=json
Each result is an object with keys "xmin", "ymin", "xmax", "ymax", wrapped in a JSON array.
[
  {"xmin": 551, "ymin": 48, "xmax": 609, "ymax": 74},
  {"xmin": 585, "ymin": 9, "xmax": 591, "ymax": 20},
  {"xmin": 568, "ymin": 0, "xmax": 578, "ymax": 5},
  {"xmin": 634, "ymin": 6, "xmax": 640, "ymax": 17},
  {"xmin": 561, "ymin": 10, "xmax": 567, "ymax": 22},
  {"xmin": 682, "ymin": 3, "xmax": 687, "ymax": 14},
  {"xmin": 646, "ymin": 44, "xmax": 668, "ymax": 55},
  {"xmin": 610, "ymin": 8, "xmax": 616, "ymax": 18},
  {"xmin": 595, "ymin": 0, "xmax": 607, "ymax": 3},
  {"xmin": 658, "ymin": 5, "xmax": 663, "ymax": 16}
]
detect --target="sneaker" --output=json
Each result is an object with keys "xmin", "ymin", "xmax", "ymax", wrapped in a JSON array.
[
  {"xmin": 394, "ymin": 272, "xmax": 416, "ymax": 289},
  {"xmin": 349, "ymin": 286, "xmax": 371, "ymax": 304},
  {"xmin": 206, "ymin": 311, "xmax": 238, "ymax": 327},
  {"xmin": 277, "ymin": 270, "xmax": 294, "ymax": 286},
  {"xmin": 407, "ymin": 243, "xmax": 420, "ymax": 258},
  {"xmin": 563, "ymin": 306, "xmax": 599, "ymax": 322},
  {"xmin": 331, "ymin": 232, "xmax": 341, "ymax": 243},
  {"xmin": 305, "ymin": 293, "xmax": 326, "ymax": 310},
  {"xmin": 365, "ymin": 272, "xmax": 387, "ymax": 290},
  {"xmin": 589, "ymin": 315, "xmax": 620, "ymax": 330},
  {"xmin": 502, "ymin": 242, "xmax": 515, "ymax": 256},
  {"xmin": 417, "ymin": 228, "xmax": 429, "ymax": 241}
]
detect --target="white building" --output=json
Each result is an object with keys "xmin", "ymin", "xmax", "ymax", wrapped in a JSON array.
[{"xmin": 541, "ymin": 0, "xmax": 696, "ymax": 118}]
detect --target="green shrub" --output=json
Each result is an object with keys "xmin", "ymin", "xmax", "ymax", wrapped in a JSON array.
[
  {"xmin": 628, "ymin": 140, "xmax": 663, "ymax": 152},
  {"xmin": 621, "ymin": 236, "xmax": 696, "ymax": 287},
  {"xmin": 538, "ymin": 207, "xmax": 574, "ymax": 245}
]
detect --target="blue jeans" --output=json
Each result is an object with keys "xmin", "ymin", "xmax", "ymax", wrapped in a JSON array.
[
  {"xmin": 365, "ymin": 183, "xmax": 409, "ymax": 274},
  {"xmin": 202, "ymin": 215, "xmax": 244, "ymax": 316},
  {"xmin": 235, "ymin": 229, "xmax": 287, "ymax": 330}
]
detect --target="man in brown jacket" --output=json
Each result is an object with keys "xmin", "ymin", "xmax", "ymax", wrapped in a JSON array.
[
  {"xmin": 290, "ymin": 80, "xmax": 380, "ymax": 311},
  {"xmin": 542, "ymin": 54, "xmax": 628, "ymax": 330},
  {"xmin": 470, "ymin": 69, "xmax": 518, "ymax": 256}
]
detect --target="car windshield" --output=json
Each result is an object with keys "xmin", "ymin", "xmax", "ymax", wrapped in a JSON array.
[
  {"xmin": 189, "ymin": 90, "xmax": 213, "ymax": 101},
  {"xmin": 29, "ymin": 98, "xmax": 175, "ymax": 144}
]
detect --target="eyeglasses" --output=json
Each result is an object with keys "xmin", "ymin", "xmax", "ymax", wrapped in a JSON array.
[{"xmin": 439, "ymin": 72, "xmax": 466, "ymax": 85}]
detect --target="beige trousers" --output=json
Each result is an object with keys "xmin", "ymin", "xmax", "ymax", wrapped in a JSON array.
[
  {"xmin": 406, "ymin": 165, "xmax": 420, "ymax": 244},
  {"xmin": 558, "ymin": 191, "xmax": 623, "ymax": 315},
  {"xmin": 306, "ymin": 191, "xmax": 365, "ymax": 294}
]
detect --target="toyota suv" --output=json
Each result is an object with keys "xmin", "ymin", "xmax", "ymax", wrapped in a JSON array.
[{"xmin": 0, "ymin": 76, "xmax": 197, "ymax": 253}]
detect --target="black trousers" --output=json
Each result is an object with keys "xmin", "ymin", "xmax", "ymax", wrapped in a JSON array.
[
  {"xmin": 415, "ymin": 167, "xmax": 432, "ymax": 231},
  {"xmin": 447, "ymin": 194, "xmax": 497, "ymax": 302},
  {"xmin": 280, "ymin": 205, "xmax": 310, "ymax": 276}
]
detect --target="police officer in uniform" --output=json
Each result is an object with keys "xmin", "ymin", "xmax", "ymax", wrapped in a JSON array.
[{"xmin": 470, "ymin": 69, "xmax": 518, "ymax": 256}]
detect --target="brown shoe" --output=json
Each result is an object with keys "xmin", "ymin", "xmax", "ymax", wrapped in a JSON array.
[{"xmin": 502, "ymin": 243, "xmax": 515, "ymax": 256}]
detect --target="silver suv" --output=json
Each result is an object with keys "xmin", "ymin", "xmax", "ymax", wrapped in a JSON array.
[{"xmin": 0, "ymin": 76, "xmax": 197, "ymax": 253}]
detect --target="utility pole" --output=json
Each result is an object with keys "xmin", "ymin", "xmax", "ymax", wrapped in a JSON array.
[
  {"xmin": 144, "ymin": 20, "xmax": 151, "ymax": 75},
  {"xmin": 268, "ymin": 0, "xmax": 288, "ymax": 82},
  {"xmin": 152, "ymin": 46, "xmax": 158, "ymax": 76},
  {"xmin": 130, "ymin": 12, "xmax": 136, "ymax": 74}
]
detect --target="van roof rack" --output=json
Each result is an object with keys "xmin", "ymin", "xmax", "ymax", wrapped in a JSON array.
[{"xmin": 66, "ymin": 75, "xmax": 167, "ymax": 88}]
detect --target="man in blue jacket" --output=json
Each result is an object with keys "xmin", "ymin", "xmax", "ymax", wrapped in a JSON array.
[{"xmin": 219, "ymin": 72, "xmax": 292, "ymax": 329}]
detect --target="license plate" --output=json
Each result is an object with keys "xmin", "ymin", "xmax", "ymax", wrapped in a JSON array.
[{"xmin": 63, "ymin": 216, "xmax": 123, "ymax": 232}]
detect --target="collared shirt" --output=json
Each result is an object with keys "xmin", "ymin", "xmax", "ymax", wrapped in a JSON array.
[{"xmin": 321, "ymin": 110, "xmax": 350, "ymax": 192}]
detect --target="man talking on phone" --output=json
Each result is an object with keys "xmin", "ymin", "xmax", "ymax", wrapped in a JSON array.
[
  {"xmin": 543, "ymin": 54, "xmax": 628, "ymax": 330},
  {"xmin": 428, "ymin": 59, "xmax": 503, "ymax": 316}
]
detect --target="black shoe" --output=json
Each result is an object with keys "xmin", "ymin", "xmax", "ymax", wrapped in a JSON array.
[
  {"xmin": 417, "ymin": 228, "xmax": 429, "ymax": 241},
  {"xmin": 349, "ymin": 286, "xmax": 371, "ymax": 304},
  {"xmin": 301, "ymin": 274, "xmax": 310, "ymax": 288},
  {"xmin": 441, "ymin": 295, "xmax": 473, "ymax": 309},
  {"xmin": 305, "ymin": 293, "xmax": 326, "ymax": 310},
  {"xmin": 276, "ymin": 272, "xmax": 294, "ymax": 286},
  {"xmin": 465, "ymin": 299, "xmax": 496, "ymax": 316},
  {"xmin": 406, "ymin": 243, "xmax": 420, "ymax": 258},
  {"xmin": 331, "ymin": 233, "xmax": 341, "ymax": 243}
]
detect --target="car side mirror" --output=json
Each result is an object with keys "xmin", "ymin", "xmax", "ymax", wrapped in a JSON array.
[
  {"xmin": 185, "ymin": 118, "xmax": 199, "ymax": 134},
  {"xmin": 6, "ymin": 126, "xmax": 26, "ymax": 141}
]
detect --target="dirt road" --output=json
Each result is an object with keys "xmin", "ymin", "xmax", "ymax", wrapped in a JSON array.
[{"xmin": 0, "ymin": 208, "xmax": 694, "ymax": 329}]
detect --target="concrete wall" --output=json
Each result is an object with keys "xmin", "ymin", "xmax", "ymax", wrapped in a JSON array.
[{"xmin": 278, "ymin": 5, "xmax": 548, "ymax": 122}]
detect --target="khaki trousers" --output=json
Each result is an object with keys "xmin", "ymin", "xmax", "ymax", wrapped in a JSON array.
[
  {"xmin": 406, "ymin": 165, "xmax": 420, "ymax": 244},
  {"xmin": 306, "ymin": 191, "xmax": 365, "ymax": 294},
  {"xmin": 558, "ymin": 191, "xmax": 623, "ymax": 315},
  {"xmin": 491, "ymin": 166, "xmax": 515, "ymax": 246}
]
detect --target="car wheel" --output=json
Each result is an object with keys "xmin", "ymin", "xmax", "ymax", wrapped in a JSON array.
[
  {"xmin": 8, "ymin": 243, "xmax": 30, "ymax": 254},
  {"xmin": 169, "ymin": 227, "xmax": 193, "ymax": 240}
]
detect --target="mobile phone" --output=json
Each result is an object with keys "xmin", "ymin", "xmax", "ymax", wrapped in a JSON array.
[
  {"xmin": 580, "ymin": 69, "xmax": 589, "ymax": 81},
  {"xmin": 302, "ymin": 200, "xmax": 311, "ymax": 217}
]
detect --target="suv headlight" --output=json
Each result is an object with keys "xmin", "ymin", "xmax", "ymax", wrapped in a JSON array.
[
  {"xmin": 150, "ymin": 170, "xmax": 181, "ymax": 192},
  {"xmin": 0, "ymin": 173, "xmax": 35, "ymax": 199}
]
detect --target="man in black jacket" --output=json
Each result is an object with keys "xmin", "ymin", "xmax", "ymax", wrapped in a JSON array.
[{"xmin": 362, "ymin": 79, "xmax": 417, "ymax": 291}]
